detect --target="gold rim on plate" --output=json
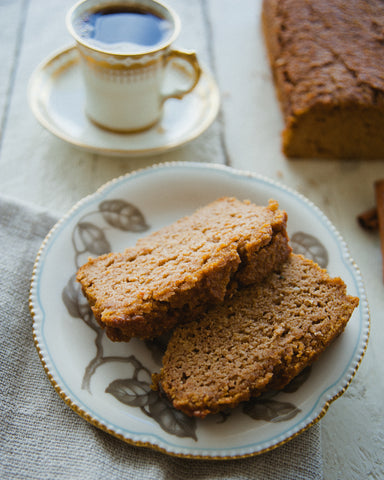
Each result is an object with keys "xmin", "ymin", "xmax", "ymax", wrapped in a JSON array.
[{"xmin": 29, "ymin": 161, "xmax": 370, "ymax": 459}]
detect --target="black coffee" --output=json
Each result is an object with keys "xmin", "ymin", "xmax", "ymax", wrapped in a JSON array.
[{"xmin": 75, "ymin": 6, "xmax": 172, "ymax": 54}]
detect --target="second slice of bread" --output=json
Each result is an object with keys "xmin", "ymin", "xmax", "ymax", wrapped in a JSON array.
[{"xmin": 156, "ymin": 254, "xmax": 359, "ymax": 418}]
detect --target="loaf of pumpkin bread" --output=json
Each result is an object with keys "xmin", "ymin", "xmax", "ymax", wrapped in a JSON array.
[
  {"xmin": 262, "ymin": 0, "xmax": 384, "ymax": 158},
  {"xmin": 155, "ymin": 254, "xmax": 359, "ymax": 418},
  {"xmin": 77, "ymin": 197, "xmax": 290, "ymax": 341}
]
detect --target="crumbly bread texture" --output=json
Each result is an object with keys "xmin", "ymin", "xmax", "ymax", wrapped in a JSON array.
[
  {"xmin": 262, "ymin": 0, "xmax": 384, "ymax": 159},
  {"xmin": 77, "ymin": 197, "xmax": 290, "ymax": 342},
  {"xmin": 156, "ymin": 254, "xmax": 359, "ymax": 418}
]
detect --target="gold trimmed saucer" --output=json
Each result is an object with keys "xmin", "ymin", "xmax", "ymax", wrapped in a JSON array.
[
  {"xmin": 28, "ymin": 46, "xmax": 220, "ymax": 157},
  {"xmin": 29, "ymin": 162, "xmax": 369, "ymax": 459}
]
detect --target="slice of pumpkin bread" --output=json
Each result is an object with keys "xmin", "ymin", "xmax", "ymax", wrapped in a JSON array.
[
  {"xmin": 155, "ymin": 254, "xmax": 359, "ymax": 418},
  {"xmin": 77, "ymin": 197, "xmax": 290, "ymax": 341}
]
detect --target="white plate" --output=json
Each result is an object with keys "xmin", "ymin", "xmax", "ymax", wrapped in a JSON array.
[
  {"xmin": 30, "ymin": 162, "xmax": 369, "ymax": 459},
  {"xmin": 28, "ymin": 46, "xmax": 220, "ymax": 156}
]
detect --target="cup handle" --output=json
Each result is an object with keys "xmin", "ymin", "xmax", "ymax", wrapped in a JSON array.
[{"xmin": 161, "ymin": 49, "xmax": 202, "ymax": 103}]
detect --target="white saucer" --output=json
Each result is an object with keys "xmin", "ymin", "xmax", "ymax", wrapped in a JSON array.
[{"xmin": 28, "ymin": 46, "xmax": 220, "ymax": 157}]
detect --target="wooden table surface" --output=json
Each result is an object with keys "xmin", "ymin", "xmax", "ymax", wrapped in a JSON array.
[{"xmin": 1, "ymin": 1, "xmax": 383, "ymax": 478}]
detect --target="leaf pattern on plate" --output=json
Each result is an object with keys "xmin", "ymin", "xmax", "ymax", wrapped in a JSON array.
[
  {"xmin": 106, "ymin": 378, "xmax": 154, "ymax": 408},
  {"xmin": 74, "ymin": 221, "xmax": 111, "ymax": 256},
  {"xmin": 106, "ymin": 357, "xmax": 197, "ymax": 440},
  {"xmin": 243, "ymin": 396, "xmax": 301, "ymax": 423},
  {"xmin": 62, "ymin": 274, "xmax": 96, "ymax": 329},
  {"xmin": 291, "ymin": 231, "xmax": 329, "ymax": 268},
  {"xmin": 234, "ymin": 369, "xmax": 311, "ymax": 424},
  {"xmin": 240, "ymin": 370, "xmax": 312, "ymax": 423},
  {"xmin": 145, "ymin": 393, "xmax": 197, "ymax": 441},
  {"xmin": 99, "ymin": 199, "xmax": 149, "ymax": 232}
]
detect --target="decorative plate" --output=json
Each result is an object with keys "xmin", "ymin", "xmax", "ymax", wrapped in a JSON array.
[
  {"xmin": 30, "ymin": 162, "xmax": 369, "ymax": 459},
  {"xmin": 28, "ymin": 46, "xmax": 220, "ymax": 156}
]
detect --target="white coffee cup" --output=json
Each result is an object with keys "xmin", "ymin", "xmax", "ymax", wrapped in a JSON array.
[{"xmin": 66, "ymin": 0, "xmax": 202, "ymax": 132}]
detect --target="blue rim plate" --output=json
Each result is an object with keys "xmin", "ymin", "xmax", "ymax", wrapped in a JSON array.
[{"xmin": 30, "ymin": 162, "xmax": 369, "ymax": 459}]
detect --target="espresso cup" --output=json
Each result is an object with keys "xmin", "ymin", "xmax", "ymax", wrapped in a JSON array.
[{"xmin": 66, "ymin": 0, "xmax": 202, "ymax": 132}]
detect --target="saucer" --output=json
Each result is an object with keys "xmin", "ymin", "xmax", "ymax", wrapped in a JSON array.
[{"xmin": 28, "ymin": 46, "xmax": 220, "ymax": 157}]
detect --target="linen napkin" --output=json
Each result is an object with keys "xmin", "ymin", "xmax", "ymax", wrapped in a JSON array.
[{"xmin": 0, "ymin": 194, "xmax": 323, "ymax": 480}]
